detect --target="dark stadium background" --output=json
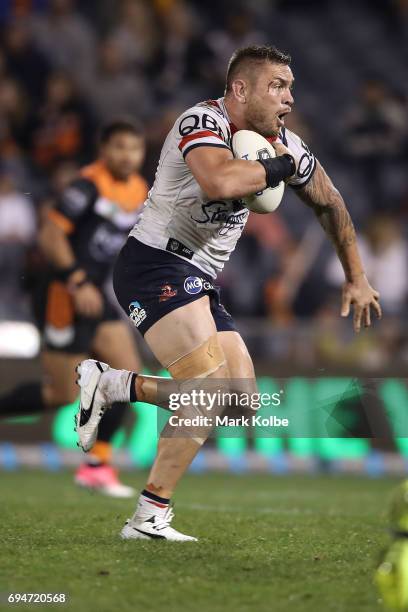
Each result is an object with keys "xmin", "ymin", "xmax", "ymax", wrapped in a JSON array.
[{"xmin": 1, "ymin": 0, "xmax": 408, "ymax": 473}]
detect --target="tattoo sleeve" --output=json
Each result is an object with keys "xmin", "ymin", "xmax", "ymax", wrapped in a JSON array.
[{"xmin": 296, "ymin": 161, "xmax": 364, "ymax": 282}]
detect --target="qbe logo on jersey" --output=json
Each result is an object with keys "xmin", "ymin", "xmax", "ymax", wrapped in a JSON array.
[
  {"xmin": 128, "ymin": 300, "xmax": 147, "ymax": 327},
  {"xmin": 184, "ymin": 276, "xmax": 213, "ymax": 295}
]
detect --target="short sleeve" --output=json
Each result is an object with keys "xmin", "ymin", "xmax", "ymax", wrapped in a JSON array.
[
  {"xmin": 48, "ymin": 178, "xmax": 97, "ymax": 233},
  {"xmin": 175, "ymin": 106, "xmax": 231, "ymax": 159},
  {"xmin": 280, "ymin": 128, "xmax": 316, "ymax": 189}
]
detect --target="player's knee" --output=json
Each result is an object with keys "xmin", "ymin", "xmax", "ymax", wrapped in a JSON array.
[
  {"xmin": 168, "ymin": 334, "xmax": 228, "ymax": 380},
  {"xmin": 167, "ymin": 335, "xmax": 233, "ymax": 425}
]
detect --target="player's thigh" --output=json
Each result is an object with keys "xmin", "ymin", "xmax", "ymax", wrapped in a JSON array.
[
  {"xmin": 42, "ymin": 350, "xmax": 86, "ymax": 407},
  {"xmin": 217, "ymin": 331, "xmax": 255, "ymax": 379},
  {"xmin": 92, "ymin": 320, "xmax": 142, "ymax": 372},
  {"xmin": 144, "ymin": 295, "xmax": 219, "ymax": 369},
  {"xmin": 217, "ymin": 330, "xmax": 258, "ymax": 399}
]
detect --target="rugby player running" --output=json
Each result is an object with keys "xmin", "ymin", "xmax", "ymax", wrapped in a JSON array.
[{"xmin": 75, "ymin": 46, "xmax": 381, "ymax": 540}]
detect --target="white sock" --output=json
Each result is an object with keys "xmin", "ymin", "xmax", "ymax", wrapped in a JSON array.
[
  {"xmin": 132, "ymin": 490, "xmax": 170, "ymax": 522},
  {"xmin": 98, "ymin": 368, "xmax": 135, "ymax": 404}
]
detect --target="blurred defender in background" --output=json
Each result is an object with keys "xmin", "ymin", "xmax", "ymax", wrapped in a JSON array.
[{"xmin": 0, "ymin": 121, "xmax": 148, "ymax": 497}]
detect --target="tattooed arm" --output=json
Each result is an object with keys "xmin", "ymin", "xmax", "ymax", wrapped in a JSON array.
[
  {"xmin": 296, "ymin": 161, "xmax": 361, "ymax": 281},
  {"xmin": 272, "ymin": 137, "xmax": 381, "ymax": 331},
  {"xmin": 296, "ymin": 161, "xmax": 381, "ymax": 331}
]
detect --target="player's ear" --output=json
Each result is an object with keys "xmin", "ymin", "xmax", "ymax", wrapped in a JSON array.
[{"xmin": 231, "ymin": 79, "xmax": 248, "ymax": 104}]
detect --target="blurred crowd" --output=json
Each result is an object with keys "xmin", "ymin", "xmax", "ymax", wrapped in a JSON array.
[{"xmin": 0, "ymin": 0, "xmax": 408, "ymax": 371}]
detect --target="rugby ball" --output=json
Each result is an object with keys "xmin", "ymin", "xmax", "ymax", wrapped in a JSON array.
[{"xmin": 231, "ymin": 130, "xmax": 285, "ymax": 214}]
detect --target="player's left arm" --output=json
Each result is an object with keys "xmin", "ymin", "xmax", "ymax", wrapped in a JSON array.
[{"xmin": 295, "ymin": 160, "xmax": 381, "ymax": 332}]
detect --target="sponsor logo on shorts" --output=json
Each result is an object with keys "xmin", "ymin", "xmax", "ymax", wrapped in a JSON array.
[
  {"xmin": 159, "ymin": 284, "xmax": 177, "ymax": 302},
  {"xmin": 183, "ymin": 276, "xmax": 213, "ymax": 295},
  {"xmin": 129, "ymin": 300, "xmax": 147, "ymax": 327}
]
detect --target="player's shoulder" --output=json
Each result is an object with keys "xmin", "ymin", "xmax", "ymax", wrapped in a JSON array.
[
  {"xmin": 65, "ymin": 176, "xmax": 97, "ymax": 200},
  {"xmin": 279, "ymin": 127, "xmax": 317, "ymax": 189},
  {"xmin": 280, "ymin": 126, "xmax": 304, "ymax": 147},
  {"xmin": 59, "ymin": 172, "xmax": 98, "ymax": 216},
  {"xmin": 174, "ymin": 98, "xmax": 230, "ymax": 133},
  {"xmin": 179, "ymin": 98, "xmax": 228, "ymax": 119},
  {"xmin": 79, "ymin": 161, "xmax": 106, "ymax": 190},
  {"xmin": 173, "ymin": 98, "xmax": 231, "ymax": 158}
]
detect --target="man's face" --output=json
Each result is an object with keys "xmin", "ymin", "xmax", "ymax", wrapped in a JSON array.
[
  {"xmin": 102, "ymin": 132, "xmax": 145, "ymax": 180},
  {"xmin": 244, "ymin": 62, "xmax": 294, "ymax": 137}
]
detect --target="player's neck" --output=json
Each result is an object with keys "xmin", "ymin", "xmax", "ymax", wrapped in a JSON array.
[{"xmin": 223, "ymin": 96, "xmax": 248, "ymax": 131}]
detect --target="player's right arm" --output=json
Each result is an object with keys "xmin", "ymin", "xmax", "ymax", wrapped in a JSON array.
[
  {"xmin": 185, "ymin": 146, "xmax": 266, "ymax": 200},
  {"xmin": 39, "ymin": 179, "xmax": 103, "ymax": 317},
  {"xmin": 177, "ymin": 107, "xmax": 295, "ymax": 200},
  {"xmin": 185, "ymin": 146, "xmax": 296, "ymax": 200}
]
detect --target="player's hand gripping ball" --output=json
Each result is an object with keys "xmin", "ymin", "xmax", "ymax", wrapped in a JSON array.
[{"xmin": 232, "ymin": 129, "xmax": 285, "ymax": 214}]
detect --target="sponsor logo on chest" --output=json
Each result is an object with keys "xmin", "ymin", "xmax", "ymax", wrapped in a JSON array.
[{"xmin": 191, "ymin": 200, "xmax": 249, "ymax": 236}]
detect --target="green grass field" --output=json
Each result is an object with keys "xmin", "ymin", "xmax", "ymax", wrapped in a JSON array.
[{"xmin": 0, "ymin": 470, "xmax": 397, "ymax": 612}]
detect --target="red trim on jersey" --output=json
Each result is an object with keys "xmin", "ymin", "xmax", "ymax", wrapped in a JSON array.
[
  {"xmin": 204, "ymin": 99, "xmax": 221, "ymax": 109},
  {"xmin": 266, "ymin": 135, "xmax": 279, "ymax": 143},
  {"xmin": 179, "ymin": 130, "xmax": 224, "ymax": 151}
]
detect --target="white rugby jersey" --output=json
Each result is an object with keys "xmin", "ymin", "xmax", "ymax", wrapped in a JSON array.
[{"xmin": 130, "ymin": 97, "xmax": 316, "ymax": 278}]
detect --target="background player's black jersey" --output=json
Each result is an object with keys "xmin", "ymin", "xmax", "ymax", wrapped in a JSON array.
[{"xmin": 48, "ymin": 160, "xmax": 148, "ymax": 285}]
